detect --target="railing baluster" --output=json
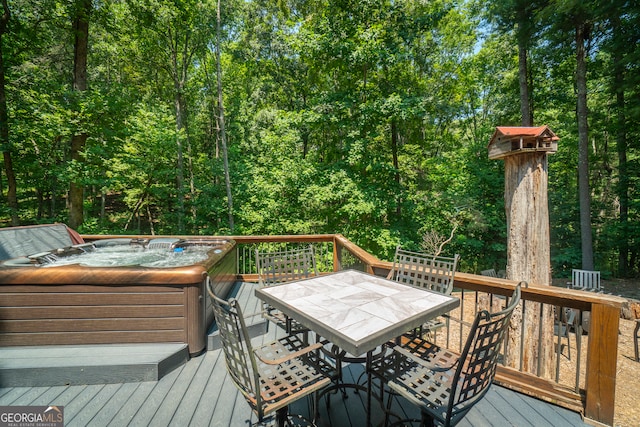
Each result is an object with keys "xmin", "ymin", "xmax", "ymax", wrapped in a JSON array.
[{"xmin": 537, "ymin": 301, "xmax": 544, "ymax": 376}]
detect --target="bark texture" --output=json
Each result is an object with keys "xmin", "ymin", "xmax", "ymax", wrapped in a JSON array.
[{"xmin": 504, "ymin": 152, "xmax": 554, "ymax": 378}]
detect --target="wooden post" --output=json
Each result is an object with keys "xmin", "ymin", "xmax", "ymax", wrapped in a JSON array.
[
  {"xmin": 585, "ymin": 302, "xmax": 619, "ymax": 425},
  {"xmin": 333, "ymin": 236, "xmax": 342, "ymax": 272},
  {"xmin": 488, "ymin": 126, "xmax": 559, "ymax": 379}
]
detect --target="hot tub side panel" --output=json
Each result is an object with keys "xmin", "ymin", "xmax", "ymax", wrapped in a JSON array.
[{"xmin": 0, "ymin": 282, "xmax": 201, "ymax": 352}]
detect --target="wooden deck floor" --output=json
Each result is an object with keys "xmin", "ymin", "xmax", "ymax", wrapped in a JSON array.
[{"xmin": 0, "ymin": 282, "xmax": 588, "ymax": 427}]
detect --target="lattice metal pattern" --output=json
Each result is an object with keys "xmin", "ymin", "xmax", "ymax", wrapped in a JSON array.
[
  {"xmin": 388, "ymin": 246, "xmax": 460, "ymax": 340},
  {"xmin": 379, "ymin": 285, "xmax": 521, "ymax": 427},
  {"xmin": 210, "ymin": 291, "xmax": 256, "ymax": 400},
  {"xmin": 208, "ymin": 288, "xmax": 334, "ymax": 423},
  {"xmin": 256, "ymin": 246, "xmax": 318, "ymax": 285},
  {"xmin": 390, "ymin": 246, "xmax": 460, "ymax": 296},
  {"xmin": 256, "ymin": 246, "xmax": 318, "ymax": 334}
]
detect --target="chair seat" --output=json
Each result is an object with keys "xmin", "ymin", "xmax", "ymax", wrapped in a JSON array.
[
  {"xmin": 394, "ymin": 336, "xmax": 460, "ymax": 368},
  {"xmin": 263, "ymin": 308, "xmax": 310, "ymax": 336},
  {"xmin": 371, "ymin": 336, "xmax": 459, "ymax": 386},
  {"xmin": 368, "ymin": 344, "xmax": 467, "ymax": 426},
  {"xmin": 254, "ymin": 336, "xmax": 335, "ymax": 414},
  {"xmin": 386, "ymin": 354, "xmax": 464, "ymax": 425}
]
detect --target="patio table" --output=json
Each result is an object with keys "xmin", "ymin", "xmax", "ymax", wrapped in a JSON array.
[{"xmin": 255, "ymin": 269, "xmax": 460, "ymax": 425}]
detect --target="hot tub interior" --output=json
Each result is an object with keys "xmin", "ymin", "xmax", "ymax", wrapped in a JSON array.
[{"xmin": 1, "ymin": 237, "xmax": 229, "ymax": 268}]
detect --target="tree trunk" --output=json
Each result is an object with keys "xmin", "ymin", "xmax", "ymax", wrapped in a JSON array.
[
  {"xmin": 0, "ymin": 0, "xmax": 17, "ymax": 225},
  {"xmin": 217, "ymin": 0, "xmax": 234, "ymax": 233},
  {"xmin": 518, "ymin": 44, "xmax": 532, "ymax": 126},
  {"xmin": 504, "ymin": 152, "xmax": 554, "ymax": 378},
  {"xmin": 68, "ymin": 0, "xmax": 90, "ymax": 230},
  {"xmin": 174, "ymin": 91, "xmax": 186, "ymax": 233},
  {"xmin": 612, "ymin": 17, "xmax": 629, "ymax": 277},
  {"xmin": 391, "ymin": 119, "xmax": 400, "ymax": 217},
  {"xmin": 576, "ymin": 22, "xmax": 594, "ymax": 270}
]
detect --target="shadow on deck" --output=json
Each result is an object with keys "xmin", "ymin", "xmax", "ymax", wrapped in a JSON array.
[{"xmin": 0, "ymin": 282, "xmax": 587, "ymax": 426}]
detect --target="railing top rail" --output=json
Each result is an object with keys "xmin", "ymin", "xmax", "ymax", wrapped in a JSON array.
[
  {"xmin": 453, "ymin": 272, "xmax": 626, "ymax": 311},
  {"xmin": 82, "ymin": 233, "xmax": 625, "ymax": 312},
  {"xmin": 333, "ymin": 234, "xmax": 380, "ymax": 266},
  {"xmin": 82, "ymin": 234, "xmax": 337, "ymax": 243}
]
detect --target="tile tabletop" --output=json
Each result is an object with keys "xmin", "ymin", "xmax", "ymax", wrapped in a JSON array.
[{"xmin": 255, "ymin": 269, "xmax": 460, "ymax": 356}]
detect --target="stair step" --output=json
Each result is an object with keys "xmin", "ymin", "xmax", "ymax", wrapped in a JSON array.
[{"xmin": 0, "ymin": 343, "xmax": 189, "ymax": 387}]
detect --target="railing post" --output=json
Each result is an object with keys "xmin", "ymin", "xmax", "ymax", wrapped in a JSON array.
[
  {"xmin": 333, "ymin": 236, "xmax": 341, "ymax": 272},
  {"xmin": 584, "ymin": 302, "xmax": 620, "ymax": 425}
]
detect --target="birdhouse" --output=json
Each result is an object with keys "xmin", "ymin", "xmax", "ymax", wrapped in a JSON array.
[{"xmin": 488, "ymin": 125, "xmax": 559, "ymax": 160}]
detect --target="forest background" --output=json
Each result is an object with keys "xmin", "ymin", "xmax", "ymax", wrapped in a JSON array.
[{"xmin": 0, "ymin": 0, "xmax": 638, "ymax": 278}]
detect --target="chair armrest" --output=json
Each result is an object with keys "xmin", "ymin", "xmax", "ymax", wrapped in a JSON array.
[{"xmin": 254, "ymin": 342, "xmax": 324, "ymax": 365}]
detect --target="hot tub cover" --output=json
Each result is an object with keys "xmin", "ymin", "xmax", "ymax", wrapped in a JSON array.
[{"xmin": 0, "ymin": 224, "xmax": 84, "ymax": 261}]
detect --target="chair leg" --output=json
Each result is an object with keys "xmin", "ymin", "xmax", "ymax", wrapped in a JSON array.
[
  {"xmin": 634, "ymin": 321, "xmax": 640, "ymax": 362},
  {"xmin": 275, "ymin": 407, "xmax": 288, "ymax": 427},
  {"xmin": 420, "ymin": 411, "xmax": 435, "ymax": 427}
]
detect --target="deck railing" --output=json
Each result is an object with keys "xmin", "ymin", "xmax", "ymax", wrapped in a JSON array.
[
  {"xmin": 82, "ymin": 232, "xmax": 623, "ymax": 426},
  {"xmin": 228, "ymin": 233, "xmax": 623, "ymax": 427}
]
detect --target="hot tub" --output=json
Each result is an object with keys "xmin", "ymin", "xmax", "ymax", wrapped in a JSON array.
[{"xmin": 0, "ymin": 237, "xmax": 236, "ymax": 355}]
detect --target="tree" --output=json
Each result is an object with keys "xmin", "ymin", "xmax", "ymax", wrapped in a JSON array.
[
  {"xmin": 68, "ymin": 0, "xmax": 91, "ymax": 229},
  {"xmin": 602, "ymin": 2, "xmax": 640, "ymax": 276},
  {"xmin": 0, "ymin": 0, "xmax": 18, "ymax": 225},
  {"xmin": 485, "ymin": 0, "xmax": 548, "ymax": 126},
  {"xmin": 128, "ymin": 0, "xmax": 215, "ymax": 233},
  {"xmin": 575, "ymin": 13, "xmax": 594, "ymax": 270},
  {"xmin": 543, "ymin": 0, "xmax": 597, "ymax": 271},
  {"xmin": 215, "ymin": 0, "xmax": 234, "ymax": 232}
]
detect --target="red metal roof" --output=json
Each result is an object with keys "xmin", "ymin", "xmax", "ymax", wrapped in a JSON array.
[{"xmin": 491, "ymin": 125, "xmax": 559, "ymax": 141}]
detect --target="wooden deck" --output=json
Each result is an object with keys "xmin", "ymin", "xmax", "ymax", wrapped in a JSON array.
[{"xmin": 0, "ymin": 282, "xmax": 588, "ymax": 426}]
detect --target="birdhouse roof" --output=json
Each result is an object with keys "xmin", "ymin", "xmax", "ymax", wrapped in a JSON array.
[{"xmin": 489, "ymin": 125, "xmax": 559, "ymax": 145}]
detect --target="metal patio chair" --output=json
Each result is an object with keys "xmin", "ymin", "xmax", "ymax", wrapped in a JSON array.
[
  {"xmin": 256, "ymin": 246, "xmax": 318, "ymax": 335},
  {"xmin": 554, "ymin": 306, "xmax": 577, "ymax": 360},
  {"xmin": 388, "ymin": 246, "xmax": 460, "ymax": 339},
  {"xmin": 567, "ymin": 268, "xmax": 602, "ymax": 293},
  {"xmin": 374, "ymin": 284, "xmax": 521, "ymax": 427},
  {"xmin": 208, "ymin": 285, "xmax": 335, "ymax": 427}
]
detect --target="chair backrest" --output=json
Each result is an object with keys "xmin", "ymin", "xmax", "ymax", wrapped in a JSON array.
[
  {"xmin": 571, "ymin": 269, "xmax": 601, "ymax": 291},
  {"xmin": 447, "ymin": 284, "xmax": 522, "ymax": 425},
  {"xmin": 256, "ymin": 245, "xmax": 318, "ymax": 285},
  {"xmin": 480, "ymin": 269, "xmax": 497, "ymax": 278},
  {"xmin": 390, "ymin": 246, "xmax": 459, "ymax": 295},
  {"xmin": 208, "ymin": 290, "xmax": 264, "ymax": 418}
]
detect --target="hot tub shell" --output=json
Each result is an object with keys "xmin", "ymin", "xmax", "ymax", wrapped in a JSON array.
[{"xmin": 0, "ymin": 236, "xmax": 236, "ymax": 355}]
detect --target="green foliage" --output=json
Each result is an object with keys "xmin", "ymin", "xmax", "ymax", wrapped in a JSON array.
[{"xmin": 1, "ymin": 0, "xmax": 639, "ymax": 277}]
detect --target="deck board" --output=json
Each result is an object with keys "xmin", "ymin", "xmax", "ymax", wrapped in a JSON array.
[
  {"xmin": 0, "ymin": 281, "xmax": 587, "ymax": 427},
  {"xmin": 89, "ymin": 382, "xmax": 140, "ymax": 426},
  {"xmin": 107, "ymin": 382, "xmax": 157, "ymax": 426}
]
